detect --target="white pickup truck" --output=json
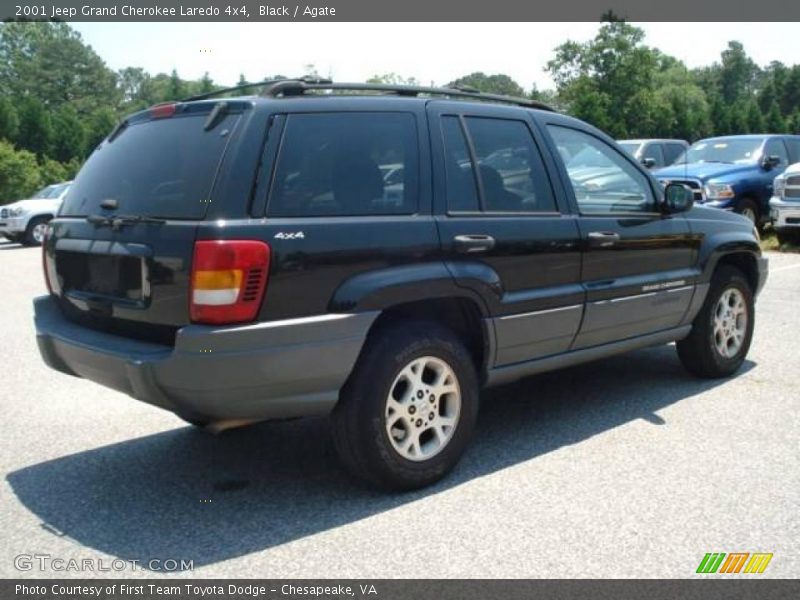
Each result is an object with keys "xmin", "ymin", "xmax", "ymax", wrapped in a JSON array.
[
  {"xmin": 0, "ymin": 181, "xmax": 71, "ymax": 246},
  {"xmin": 771, "ymin": 163, "xmax": 800, "ymax": 245}
]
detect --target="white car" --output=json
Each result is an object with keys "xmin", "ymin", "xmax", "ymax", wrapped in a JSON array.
[
  {"xmin": 0, "ymin": 181, "xmax": 72, "ymax": 246},
  {"xmin": 770, "ymin": 163, "xmax": 800, "ymax": 245}
]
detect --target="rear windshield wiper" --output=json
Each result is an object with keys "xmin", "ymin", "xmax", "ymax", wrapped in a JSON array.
[{"xmin": 87, "ymin": 214, "xmax": 166, "ymax": 230}]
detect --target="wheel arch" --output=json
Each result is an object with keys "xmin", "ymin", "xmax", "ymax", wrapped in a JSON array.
[{"xmin": 364, "ymin": 297, "xmax": 492, "ymax": 375}]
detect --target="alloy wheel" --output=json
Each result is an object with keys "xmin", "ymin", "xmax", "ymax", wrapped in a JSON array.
[
  {"xmin": 384, "ymin": 356, "xmax": 461, "ymax": 462},
  {"xmin": 713, "ymin": 287, "xmax": 748, "ymax": 358}
]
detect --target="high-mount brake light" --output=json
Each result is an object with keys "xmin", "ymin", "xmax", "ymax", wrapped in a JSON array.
[
  {"xmin": 190, "ymin": 240, "xmax": 270, "ymax": 325},
  {"xmin": 150, "ymin": 103, "xmax": 177, "ymax": 119}
]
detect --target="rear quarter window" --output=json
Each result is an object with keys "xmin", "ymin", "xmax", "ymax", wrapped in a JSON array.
[
  {"xmin": 61, "ymin": 113, "xmax": 240, "ymax": 220},
  {"xmin": 267, "ymin": 112, "xmax": 419, "ymax": 217}
]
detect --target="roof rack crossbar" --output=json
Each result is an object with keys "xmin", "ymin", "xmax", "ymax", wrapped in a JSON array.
[{"xmin": 260, "ymin": 80, "xmax": 554, "ymax": 111}]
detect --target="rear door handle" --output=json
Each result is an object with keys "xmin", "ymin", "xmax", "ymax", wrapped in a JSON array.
[
  {"xmin": 453, "ymin": 234, "xmax": 495, "ymax": 253},
  {"xmin": 587, "ymin": 231, "xmax": 621, "ymax": 248}
]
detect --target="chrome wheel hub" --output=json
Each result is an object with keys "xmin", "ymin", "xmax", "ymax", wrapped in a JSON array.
[
  {"xmin": 385, "ymin": 356, "xmax": 461, "ymax": 462},
  {"xmin": 713, "ymin": 288, "xmax": 747, "ymax": 358},
  {"xmin": 32, "ymin": 222, "xmax": 48, "ymax": 244}
]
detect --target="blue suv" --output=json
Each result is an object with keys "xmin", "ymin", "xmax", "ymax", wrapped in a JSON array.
[{"xmin": 654, "ymin": 134, "xmax": 800, "ymax": 225}]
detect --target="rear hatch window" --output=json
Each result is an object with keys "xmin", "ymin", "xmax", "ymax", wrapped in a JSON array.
[{"xmin": 61, "ymin": 109, "xmax": 241, "ymax": 220}]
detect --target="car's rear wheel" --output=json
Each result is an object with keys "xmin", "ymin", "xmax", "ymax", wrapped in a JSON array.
[
  {"xmin": 24, "ymin": 216, "xmax": 51, "ymax": 246},
  {"xmin": 677, "ymin": 265, "xmax": 754, "ymax": 378},
  {"xmin": 331, "ymin": 320, "xmax": 479, "ymax": 490}
]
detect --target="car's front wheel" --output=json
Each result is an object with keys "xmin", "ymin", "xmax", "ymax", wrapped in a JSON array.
[
  {"xmin": 677, "ymin": 265, "xmax": 754, "ymax": 378},
  {"xmin": 736, "ymin": 198, "xmax": 760, "ymax": 225},
  {"xmin": 24, "ymin": 216, "xmax": 51, "ymax": 247},
  {"xmin": 331, "ymin": 320, "xmax": 479, "ymax": 490}
]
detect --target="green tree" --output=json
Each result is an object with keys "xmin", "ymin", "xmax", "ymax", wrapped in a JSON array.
[
  {"xmin": 0, "ymin": 140, "xmax": 41, "ymax": 203},
  {"xmin": 0, "ymin": 21, "xmax": 119, "ymax": 114},
  {"xmin": 447, "ymin": 72, "xmax": 525, "ymax": 97},
  {"xmin": 117, "ymin": 66, "xmax": 156, "ymax": 110},
  {"xmin": 718, "ymin": 41, "xmax": 758, "ymax": 103},
  {"xmin": 745, "ymin": 99, "xmax": 765, "ymax": 133},
  {"xmin": 85, "ymin": 108, "xmax": 117, "ymax": 153},
  {"xmin": 51, "ymin": 105, "xmax": 86, "ymax": 162},
  {"xmin": 166, "ymin": 69, "xmax": 185, "ymax": 100},
  {"xmin": 547, "ymin": 21, "xmax": 660, "ymax": 138},
  {"xmin": 728, "ymin": 101, "xmax": 749, "ymax": 134},
  {"xmin": 0, "ymin": 96, "xmax": 19, "ymax": 141},
  {"xmin": 38, "ymin": 156, "xmax": 69, "ymax": 185},
  {"xmin": 367, "ymin": 73, "xmax": 420, "ymax": 86},
  {"xmin": 198, "ymin": 71, "xmax": 215, "ymax": 94},
  {"xmin": 14, "ymin": 96, "xmax": 53, "ymax": 157},
  {"xmin": 764, "ymin": 101, "xmax": 787, "ymax": 133}
]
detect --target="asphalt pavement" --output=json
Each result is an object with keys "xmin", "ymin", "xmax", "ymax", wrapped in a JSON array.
[{"xmin": 1, "ymin": 241, "xmax": 797, "ymax": 579}]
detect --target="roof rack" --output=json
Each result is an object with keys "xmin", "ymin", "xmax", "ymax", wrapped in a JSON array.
[
  {"xmin": 260, "ymin": 80, "xmax": 555, "ymax": 111},
  {"xmin": 181, "ymin": 76, "xmax": 332, "ymax": 102}
]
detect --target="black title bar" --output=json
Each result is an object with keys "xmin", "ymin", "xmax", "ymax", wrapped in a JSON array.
[{"xmin": 4, "ymin": 0, "xmax": 800, "ymax": 21}]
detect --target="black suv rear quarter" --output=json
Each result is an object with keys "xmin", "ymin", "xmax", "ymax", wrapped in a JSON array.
[{"xmin": 34, "ymin": 84, "xmax": 767, "ymax": 489}]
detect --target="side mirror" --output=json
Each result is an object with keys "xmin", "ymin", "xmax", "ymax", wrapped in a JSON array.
[
  {"xmin": 642, "ymin": 157, "xmax": 656, "ymax": 169},
  {"xmin": 662, "ymin": 183, "xmax": 694, "ymax": 214},
  {"xmin": 762, "ymin": 155, "xmax": 781, "ymax": 170}
]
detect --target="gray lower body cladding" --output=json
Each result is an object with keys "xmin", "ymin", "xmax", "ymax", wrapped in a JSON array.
[{"xmin": 33, "ymin": 295, "xmax": 378, "ymax": 421}]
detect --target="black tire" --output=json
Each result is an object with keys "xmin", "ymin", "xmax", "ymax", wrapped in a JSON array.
[
  {"xmin": 776, "ymin": 231, "xmax": 797, "ymax": 247},
  {"xmin": 735, "ymin": 198, "xmax": 760, "ymax": 226},
  {"xmin": 331, "ymin": 320, "xmax": 479, "ymax": 491},
  {"xmin": 23, "ymin": 216, "xmax": 50, "ymax": 246},
  {"xmin": 677, "ymin": 265, "xmax": 754, "ymax": 378}
]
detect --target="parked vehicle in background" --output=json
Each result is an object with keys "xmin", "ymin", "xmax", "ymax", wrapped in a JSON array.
[
  {"xmin": 0, "ymin": 182, "xmax": 72, "ymax": 246},
  {"xmin": 653, "ymin": 134, "xmax": 800, "ymax": 225},
  {"xmin": 770, "ymin": 162, "xmax": 800, "ymax": 245},
  {"xmin": 617, "ymin": 139, "xmax": 689, "ymax": 169},
  {"xmin": 33, "ymin": 81, "xmax": 766, "ymax": 491}
]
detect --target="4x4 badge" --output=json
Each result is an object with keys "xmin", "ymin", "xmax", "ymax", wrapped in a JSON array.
[{"xmin": 274, "ymin": 231, "xmax": 305, "ymax": 240}]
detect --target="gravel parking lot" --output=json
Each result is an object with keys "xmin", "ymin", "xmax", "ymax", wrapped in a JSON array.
[{"xmin": 0, "ymin": 241, "xmax": 797, "ymax": 579}]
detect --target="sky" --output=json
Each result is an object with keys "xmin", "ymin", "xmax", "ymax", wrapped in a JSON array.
[{"xmin": 71, "ymin": 22, "xmax": 800, "ymax": 91}]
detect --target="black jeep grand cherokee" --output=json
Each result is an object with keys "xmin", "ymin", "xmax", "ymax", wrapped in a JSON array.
[{"xmin": 34, "ymin": 80, "xmax": 767, "ymax": 490}]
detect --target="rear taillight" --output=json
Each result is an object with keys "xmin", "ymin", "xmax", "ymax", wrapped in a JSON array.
[{"xmin": 190, "ymin": 240, "xmax": 270, "ymax": 325}]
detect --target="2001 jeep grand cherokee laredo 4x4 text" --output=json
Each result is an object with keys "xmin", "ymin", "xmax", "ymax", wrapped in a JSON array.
[{"xmin": 34, "ymin": 80, "xmax": 768, "ymax": 490}]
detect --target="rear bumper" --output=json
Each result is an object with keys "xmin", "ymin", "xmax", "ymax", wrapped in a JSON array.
[{"xmin": 34, "ymin": 295, "xmax": 377, "ymax": 421}]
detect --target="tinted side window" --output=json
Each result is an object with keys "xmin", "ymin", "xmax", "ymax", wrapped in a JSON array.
[
  {"xmin": 465, "ymin": 117, "xmax": 556, "ymax": 213},
  {"xmin": 664, "ymin": 143, "xmax": 686, "ymax": 165},
  {"xmin": 642, "ymin": 143, "xmax": 665, "ymax": 167},
  {"xmin": 268, "ymin": 113, "xmax": 418, "ymax": 217},
  {"xmin": 441, "ymin": 116, "xmax": 480, "ymax": 212},
  {"xmin": 548, "ymin": 125, "xmax": 655, "ymax": 214},
  {"xmin": 785, "ymin": 138, "xmax": 800, "ymax": 163},
  {"xmin": 764, "ymin": 138, "xmax": 789, "ymax": 167}
]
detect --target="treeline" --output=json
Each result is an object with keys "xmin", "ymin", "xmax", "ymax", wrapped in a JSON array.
[
  {"xmin": 0, "ymin": 21, "xmax": 280, "ymax": 203},
  {"xmin": 1, "ymin": 19, "xmax": 800, "ymax": 203},
  {"xmin": 541, "ymin": 21, "xmax": 800, "ymax": 141}
]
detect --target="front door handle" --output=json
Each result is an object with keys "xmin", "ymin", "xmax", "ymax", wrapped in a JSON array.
[
  {"xmin": 454, "ymin": 234, "xmax": 496, "ymax": 254},
  {"xmin": 587, "ymin": 231, "xmax": 621, "ymax": 248}
]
